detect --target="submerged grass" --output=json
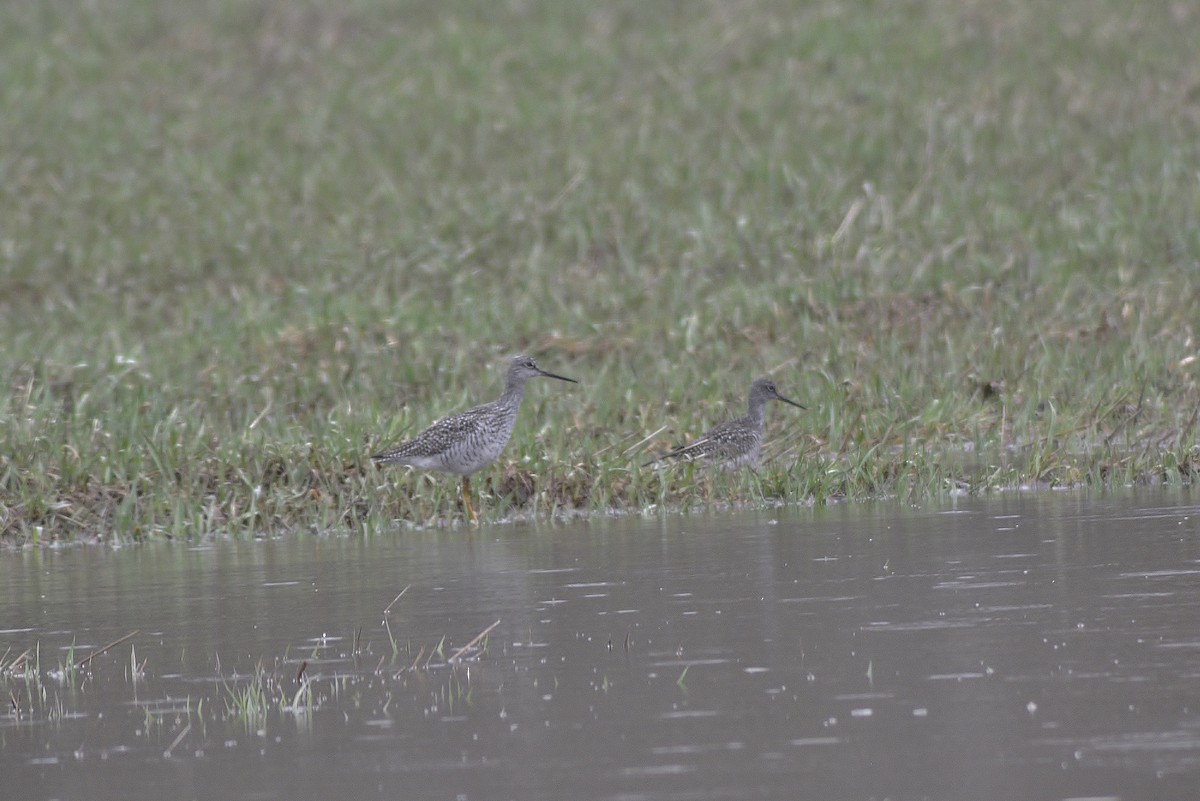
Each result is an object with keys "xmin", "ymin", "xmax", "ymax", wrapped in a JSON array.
[
  {"xmin": 3, "ymin": 0, "xmax": 1199, "ymax": 541},
  {"xmin": 2, "ymin": 604, "xmax": 492, "ymax": 738}
]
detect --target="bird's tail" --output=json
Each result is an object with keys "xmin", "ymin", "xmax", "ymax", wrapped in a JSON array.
[{"xmin": 641, "ymin": 443, "xmax": 694, "ymax": 467}]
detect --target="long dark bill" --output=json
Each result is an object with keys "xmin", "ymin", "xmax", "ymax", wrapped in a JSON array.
[{"xmin": 539, "ymin": 369, "xmax": 579, "ymax": 384}]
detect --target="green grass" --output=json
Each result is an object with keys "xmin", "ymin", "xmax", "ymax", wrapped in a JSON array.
[
  {"xmin": 0, "ymin": 628, "xmax": 451, "ymax": 732},
  {"xmin": 3, "ymin": 0, "xmax": 1199, "ymax": 541}
]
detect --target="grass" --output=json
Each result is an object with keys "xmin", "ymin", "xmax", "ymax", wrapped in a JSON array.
[
  {"xmin": 2, "ymin": 0, "xmax": 1199, "ymax": 542},
  {"xmin": 1, "ymin": 613, "xmax": 490, "ymax": 735}
]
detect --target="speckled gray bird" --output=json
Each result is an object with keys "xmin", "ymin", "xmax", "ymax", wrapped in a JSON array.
[
  {"xmin": 643, "ymin": 377, "xmax": 804, "ymax": 469},
  {"xmin": 371, "ymin": 355, "xmax": 577, "ymax": 522}
]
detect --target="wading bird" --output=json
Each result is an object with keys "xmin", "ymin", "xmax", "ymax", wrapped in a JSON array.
[
  {"xmin": 372, "ymin": 354, "xmax": 577, "ymax": 522},
  {"xmin": 643, "ymin": 377, "xmax": 804, "ymax": 469}
]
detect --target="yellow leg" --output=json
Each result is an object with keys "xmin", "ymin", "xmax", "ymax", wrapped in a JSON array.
[{"xmin": 461, "ymin": 476, "xmax": 478, "ymax": 524}]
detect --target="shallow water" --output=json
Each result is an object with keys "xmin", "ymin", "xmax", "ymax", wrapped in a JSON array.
[{"xmin": 3, "ymin": 490, "xmax": 1200, "ymax": 801}]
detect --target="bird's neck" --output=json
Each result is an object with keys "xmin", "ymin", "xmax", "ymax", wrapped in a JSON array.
[
  {"xmin": 499, "ymin": 378, "xmax": 527, "ymax": 408},
  {"xmin": 745, "ymin": 398, "xmax": 767, "ymax": 427}
]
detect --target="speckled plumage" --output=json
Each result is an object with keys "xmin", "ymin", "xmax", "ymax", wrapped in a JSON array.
[
  {"xmin": 644, "ymin": 377, "xmax": 804, "ymax": 469},
  {"xmin": 372, "ymin": 355, "xmax": 576, "ymax": 520}
]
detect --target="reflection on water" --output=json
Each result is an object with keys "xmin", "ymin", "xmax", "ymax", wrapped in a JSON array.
[{"xmin": 3, "ymin": 490, "xmax": 1200, "ymax": 800}]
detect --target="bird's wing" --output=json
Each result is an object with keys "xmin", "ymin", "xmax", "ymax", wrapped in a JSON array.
[
  {"xmin": 642, "ymin": 419, "xmax": 739, "ymax": 466},
  {"xmin": 372, "ymin": 403, "xmax": 494, "ymax": 461}
]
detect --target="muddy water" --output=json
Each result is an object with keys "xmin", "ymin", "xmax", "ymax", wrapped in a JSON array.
[{"xmin": 3, "ymin": 490, "xmax": 1200, "ymax": 801}]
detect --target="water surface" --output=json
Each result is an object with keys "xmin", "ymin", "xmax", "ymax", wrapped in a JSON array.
[{"xmin": 3, "ymin": 490, "xmax": 1200, "ymax": 800}]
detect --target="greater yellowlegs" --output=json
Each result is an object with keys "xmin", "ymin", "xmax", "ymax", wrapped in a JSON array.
[
  {"xmin": 372, "ymin": 354, "xmax": 577, "ymax": 522},
  {"xmin": 643, "ymin": 377, "xmax": 804, "ymax": 469}
]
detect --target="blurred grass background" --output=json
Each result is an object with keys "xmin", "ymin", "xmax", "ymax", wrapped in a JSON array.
[{"xmin": 2, "ymin": 0, "xmax": 1199, "ymax": 540}]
